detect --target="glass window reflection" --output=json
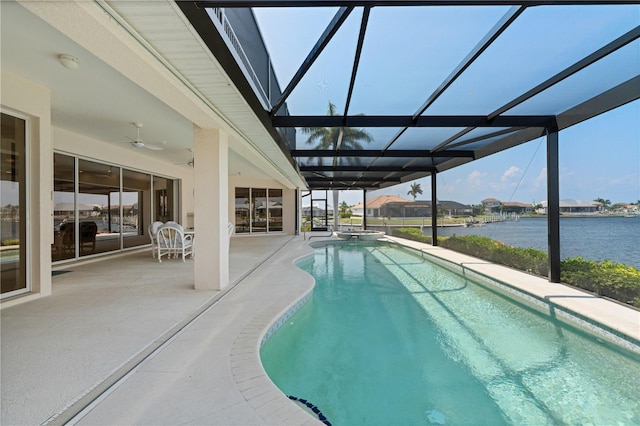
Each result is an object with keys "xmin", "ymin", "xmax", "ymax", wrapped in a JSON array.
[
  {"xmin": 123, "ymin": 169, "xmax": 151, "ymax": 249},
  {"xmin": 268, "ymin": 189, "xmax": 283, "ymax": 232},
  {"xmin": 52, "ymin": 153, "xmax": 173, "ymax": 262},
  {"xmin": 234, "ymin": 187, "xmax": 284, "ymax": 234},
  {"xmin": 78, "ymin": 159, "xmax": 120, "ymax": 256},
  {"xmin": 52, "ymin": 153, "xmax": 76, "ymax": 261},
  {"xmin": 1, "ymin": 113, "xmax": 28, "ymax": 296}
]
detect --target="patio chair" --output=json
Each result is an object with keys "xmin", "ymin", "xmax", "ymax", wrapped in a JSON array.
[
  {"xmin": 57, "ymin": 223, "xmax": 74, "ymax": 255},
  {"xmin": 79, "ymin": 221, "xmax": 97, "ymax": 254},
  {"xmin": 148, "ymin": 221, "xmax": 164, "ymax": 258},
  {"xmin": 156, "ymin": 222, "xmax": 193, "ymax": 262}
]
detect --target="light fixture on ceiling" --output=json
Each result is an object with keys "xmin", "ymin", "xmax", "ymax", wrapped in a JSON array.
[{"xmin": 58, "ymin": 54, "xmax": 79, "ymax": 69}]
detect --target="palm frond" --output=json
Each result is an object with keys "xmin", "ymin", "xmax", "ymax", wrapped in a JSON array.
[{"xmin": 302, "ymin": 101, "xmax": 373, "ymax": 165}]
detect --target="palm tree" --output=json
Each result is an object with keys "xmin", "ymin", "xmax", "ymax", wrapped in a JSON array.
[
  {"xmin": 301, "ymin": 102, "xmax": 373, "ymax": 227},
  {"xmin": 594, "ymin": 197, "xmax": 612, "ymax": 211},
  {"xmin": 407, "ymin": 182, "xmax": 423, "ymax": 201}
]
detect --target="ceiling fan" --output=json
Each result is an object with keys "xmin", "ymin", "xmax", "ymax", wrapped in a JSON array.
[{"xmin": 125, "ymin": 122, "xmax": 165, "ymax": 150}]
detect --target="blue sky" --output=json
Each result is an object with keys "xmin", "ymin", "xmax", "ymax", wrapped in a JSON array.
[
  {"xmin": 253, "ymin": 5, "xmax": 639, "ymax": 207},
  {"xmin": 376, "ymin": 101, "xmax": 640, "ymax": 206}
]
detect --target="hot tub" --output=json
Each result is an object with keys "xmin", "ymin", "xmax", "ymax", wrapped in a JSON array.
[{"xmin": 336, "ymin": 230, "xmax": 385, "ymax": 240}]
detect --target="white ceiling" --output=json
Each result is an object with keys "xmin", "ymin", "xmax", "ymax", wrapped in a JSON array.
[{"xmin": 0, "ymin": 1, "xmax": 304, "ymax": 184}]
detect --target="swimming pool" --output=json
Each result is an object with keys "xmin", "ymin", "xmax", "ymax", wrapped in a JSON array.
[{"xmin": 260, "ymin": 241, "xmax": 640, "ymax": 425}]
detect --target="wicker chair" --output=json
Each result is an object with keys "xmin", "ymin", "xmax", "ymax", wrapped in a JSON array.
[
  {"xmin": 156, "ymin": 223, "xmax": 194, "ymax": 262},
  {"xmin": 148, "ymin": 221, "xmax": 164, "ymax": 258}
]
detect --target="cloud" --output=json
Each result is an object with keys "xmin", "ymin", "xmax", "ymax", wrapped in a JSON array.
[
  {"xmin": 467, "ymin": 170, "xmax": 487, "ymax": 187},
  {"xmin": 501, "ymin": 166, "xmax": 521, "ymax": 182},
  {"xmin": 534, "ymin": 167, "xmax": 546, "ymax": 189}
]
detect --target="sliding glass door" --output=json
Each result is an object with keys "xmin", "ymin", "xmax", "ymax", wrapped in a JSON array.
[
  {"xmin": 234, "ymin": 187, "xmax": 283, "ymax": 234},
  {"xmin": 153, "ymin": 176, "xmax": 175, "ymax": 223},
  {"xmin": 251, "ymin": 188, "xmax": 267, "ymax": 233},
  {"xmin": 52, "ymin": 152, "xmax": 176, "ymax": 262},
  {"xmin": 78, "ymin": 159, "xmax": 121, "ymax": 256},
  {"xmin": 235, "ymin": 187, "xmax": 250, "ymax": 234},
  {"xmin": 53, "ymin": 153, "xmax": 76, "ymax": 261},
  {"xmin": 1, "ymin": 112, "xmax": 28, "ymax": 297},
  {"xmin": 268, "ymin": 189, "xmax": 282, "ymax": 232},
  {"xmin": 123, "ymin": 169, "xmax": 151, "ymax": 249}
]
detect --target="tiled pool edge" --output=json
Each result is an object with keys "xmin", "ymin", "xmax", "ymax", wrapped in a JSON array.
[
  {"xmin": 256, "ymin": 250, "xmax": 320, "ymax": 350},
  {"xmin": 260, "ymin": 289, "xmax": 313, "ymax": 348}
]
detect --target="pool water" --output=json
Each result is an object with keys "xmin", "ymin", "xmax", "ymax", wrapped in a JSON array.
[{"xmin": 260, "ymin": 242, "xmax": 640, "ymax": 425}]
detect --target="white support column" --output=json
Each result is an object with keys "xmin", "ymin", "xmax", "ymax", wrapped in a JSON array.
[{"xmin": 193, "ymin": 126, "xmax": 229, "ymax": 290}]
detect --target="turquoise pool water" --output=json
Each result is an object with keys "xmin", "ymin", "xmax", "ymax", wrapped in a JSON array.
[{"xmin": 260, "ymin": 242, "xmax": 640, "ymax": 425}]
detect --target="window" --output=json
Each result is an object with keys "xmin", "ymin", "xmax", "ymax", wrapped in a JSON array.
[
  {"xmin": 268, "ymin": 189, "xmax": 282, "ymax": 232},
  {"xmin": 251, "ymin": 188, "xmax": 267, "ymax": 233},
  {"xmin": 123, "ymin": 169, "xmax": 151, "ymax": 249},
  {"xmin": 1, "ymin": 112, "xmax": 28, "ymax": 297},
  {"xmin": 78, "ymin": 159, "xmax": 120, "ymax": 256},
  {"xmin": 235, "ymin": 187, "xmax": 250, "ymax": 234},
  {"xmin": 52, "ymin": 153, "xmax": 76, "ymax": 261},
  {"xmin": 52, "ymin": 153, "xmax": 176, "ymax": 262},
  {"xmin": 234, "ymin": 187, "xmax": 283, "ymax": 234},
  {"xmin": 153, "ymin": 176, "xmax": 175, "ymax": 223}
]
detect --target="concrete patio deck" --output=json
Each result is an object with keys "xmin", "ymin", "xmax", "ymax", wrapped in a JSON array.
[
  {"xmin": 1, "ymin": 234, "xmax": 320, "ymax": 426},
  {"xmin": 2, "ymin": 234, "xmax": 638, "ymax": 425}
]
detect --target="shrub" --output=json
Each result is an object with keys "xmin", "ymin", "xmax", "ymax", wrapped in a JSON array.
[
  {"xmin": 391, "ymin": 227, "xmax": 432, "ymax": 244},
  {"xmin": 561, "ymin": 257, "xmax": 640, "ymax": 308},
  {"xmin": 439, "ymin": 235, "xmax": 548, "ymax": 276},
  {"xmin": 389, "ymin": 232, "xmax": 640, "ymax": 308}
]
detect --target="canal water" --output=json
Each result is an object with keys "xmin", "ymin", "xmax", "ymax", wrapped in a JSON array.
[{"xmin": 433, "ymin": 215, "xmax": 640, "ymax": 269}]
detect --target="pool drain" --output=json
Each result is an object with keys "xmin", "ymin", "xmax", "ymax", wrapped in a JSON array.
[{"xmin": 288, "ymin": 395, "xmax": 332, "ymax": 425}]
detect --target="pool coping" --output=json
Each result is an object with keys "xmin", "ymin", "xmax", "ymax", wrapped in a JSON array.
[{"xmin": 229, "ymin": 241, "xmax": 323, "ymax": 426}]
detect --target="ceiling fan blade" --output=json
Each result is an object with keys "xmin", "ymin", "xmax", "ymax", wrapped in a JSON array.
[
  {"xmin": 143, "ymin": 144, "xmax": 164, "ymax": 151},
  {"xmin": 120, "ymin": 123, "xmax": 165, "ymax": 150}
]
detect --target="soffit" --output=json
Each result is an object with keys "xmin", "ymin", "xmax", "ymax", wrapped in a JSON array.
[
  {"xmin": 2, "ymin": 1, "xmax": 304, "ymax": 187},
  {"xmin": 103, "ymin": 0, "xmax": 305, "ymax": 188}
]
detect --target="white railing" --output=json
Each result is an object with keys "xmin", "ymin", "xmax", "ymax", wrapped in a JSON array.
[{"xmin": 208, "ymin": 8, "xmax": 271, "ymax": 109}]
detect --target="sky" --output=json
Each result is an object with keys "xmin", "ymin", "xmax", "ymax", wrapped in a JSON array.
[{"xmin": 253, "ymin": 5, "xmax": 640, "ymax": 208}]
